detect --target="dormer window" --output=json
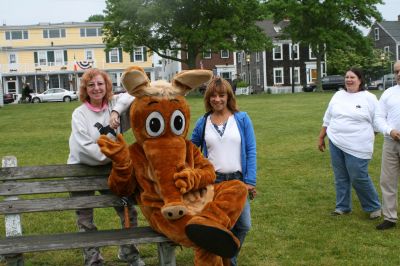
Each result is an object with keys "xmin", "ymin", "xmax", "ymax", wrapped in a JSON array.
[{"xmin": 273, "ymin": 26, "xmax": 281, "ymax": 33}]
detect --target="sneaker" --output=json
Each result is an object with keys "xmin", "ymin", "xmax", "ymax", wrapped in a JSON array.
[
  {"xmin": 376, "ymin": 220, "xmax": 396, "ymax": 230},
  {"xmin": 369, "ymin": 209, "xmax": 381, "ymax": 220},
  {"xmin": 331, "ymin": 209, "xmax": 350, "ymax": 216}
]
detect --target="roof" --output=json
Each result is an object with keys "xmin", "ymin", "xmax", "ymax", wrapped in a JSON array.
[
  {"xmin": 0, "ymin": 21, "xmax": 104, "ymax": 30},
  {"xmin": 377, "ymin": 21, "xmax": 400, "ymax": 42},
  {"xmin": 256, "ymin": 20, "xmax": 290, "ymax": 39}
]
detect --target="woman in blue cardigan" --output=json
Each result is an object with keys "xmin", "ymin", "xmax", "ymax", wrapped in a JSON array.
[{"xmin": 191, "ymin": 77, "xmax": 257, "ymax": 266}]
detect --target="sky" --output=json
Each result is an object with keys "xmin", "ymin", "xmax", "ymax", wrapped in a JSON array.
[{"xmin": 0, "ymin": 0, "xmax": 399, "ymax": 33}]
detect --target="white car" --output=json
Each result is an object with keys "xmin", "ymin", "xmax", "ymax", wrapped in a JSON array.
[{"xmin": 31, "ymin": 88, "xmax": 78, "ymax": 103}]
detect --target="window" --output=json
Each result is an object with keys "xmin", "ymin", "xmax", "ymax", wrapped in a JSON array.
[
  {"xmin": 43, "ymin": 28, "xmax": 66, "ymax": 38},
  {"xmin": 290, "ymin": 67, "xmax": 300, "ymax": 84},
  {"xmin": 109, "ymin": 48, "xmax": 120, "ymax": 63},
  {"xmin": 203, "ymin": 49, "xmax": 211, "ymax": 59},
  {"xmin": 38, "ymin": 51, "xmax": 47, "ymax": 66},
  {"xmin": 8, "ymin": 53, "xmax": 17, "ymax": 64},
  {"xmin": 273, "ymin": 44, "xmax": 283, "ymax": 60},
  {"xmin": 80, "ymin": 27, "xmax": 102, "ymax": 37},
  {"xmin": 5, "ymin": 30, "xmax": 28, "ymax": 40},
  {"xmin": 220, "ymin": 50, "xmax": 229, "ymax": 58},
  {"xmin": 133, "ymin": 47, "xmax": 144, "ymax": 61},
  {"xmin": 256, "ymin": 52, "xmax": 260, "ymax": 62},
  {"xmin": 54, "ymin": 50, "xmax": 64, "ymax": 66},
  {"xmin": 290, "ymin": 44, "xmax": 299, "ymax": 60},
  {"xmin": 384, "ymin": 46, "xmax": 390, "ymax": 55},
  {"xmin": 256, "ymin": 69, "xmax": 261, "ymax": 85},
  {"xmin": 221, "ymin": 72, "xmax": 231, "ymax": 80},
  {"xmin": 273, "ymin": 68, "xmax": 284, "ymax": 84},
  {"xmin": 34, "ymin": 50, "xmax": 67, "ymax": 66},
  {"xmin": 374, "ymin": 28, "xmax": 380, "ymax": 41},
  {"xmin": 85, "ymin": 49, "xmax": 94, "ymax": 60},
  {"xmin": 309, "ymin": 45, "xmax": 316, "ymax": 59}
]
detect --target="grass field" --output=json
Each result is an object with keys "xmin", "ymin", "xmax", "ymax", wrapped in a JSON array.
[{"xmin": 1, "ymin": 91, "xmax": 399, "ymax": 266}]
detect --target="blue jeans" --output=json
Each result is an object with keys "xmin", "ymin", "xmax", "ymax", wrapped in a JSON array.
[
  {"xmin": 215, "ymin": 172, "xmax": 251, "ymax": 266},
  {"xmin": 329, "ymin": 140, "xmax": 381, "ymax": 213}
]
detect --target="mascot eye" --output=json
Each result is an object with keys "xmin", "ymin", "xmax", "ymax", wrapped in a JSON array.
[
  {"xmin": 170, "ymin": 110, "xmax": 185, "ymax": 136},
  {"xmin": 145, "ymin": 111, "xmax": 165, "ymax": 137}
]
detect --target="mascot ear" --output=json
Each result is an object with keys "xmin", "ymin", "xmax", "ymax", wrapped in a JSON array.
[
  {"xmin": 121, "ymin": 66, "xmax": 150, "ymax": 97},
  {"xmin": 172, "ymin": 70, "xmax": 213, "ymax": 95}
]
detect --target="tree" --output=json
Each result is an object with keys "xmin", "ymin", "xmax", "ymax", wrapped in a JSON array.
[
  {"xmin": 102, "ymin": 0, "xmax": 271, "ymax": 69},
  {"xmin": 266, "ymin": 0, "xmax": 383, "ymax": 91},
  {"xmin": 326, "ymin": 48, "xmax": 390, "ymax": 82},
  {"xmin": 86, "ymin": 14, "xmax": 105, "ymax": 22}
]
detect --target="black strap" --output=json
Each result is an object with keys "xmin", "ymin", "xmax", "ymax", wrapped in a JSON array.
[{"xmin": 200, "ymin": 111, "xmax": 212, "ymax": 153}]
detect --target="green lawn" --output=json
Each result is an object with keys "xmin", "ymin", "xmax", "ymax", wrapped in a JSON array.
[{"xmin": 1, "ymin": 91, "xmax": 399, "ymax": 266}]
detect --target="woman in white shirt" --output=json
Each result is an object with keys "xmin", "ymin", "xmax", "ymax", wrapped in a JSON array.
[
  {"xmin": 67, "ymin": 68, "xmax": 144, "ymax": 266},
  {"xmin": 318, "ymin": 67, "xmax": 381, "ymax": 219}
]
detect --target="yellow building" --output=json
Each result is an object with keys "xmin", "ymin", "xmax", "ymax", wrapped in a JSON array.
[{"xmin": 0, "ymin": 21, "xmax": 153, "ymax": 102}]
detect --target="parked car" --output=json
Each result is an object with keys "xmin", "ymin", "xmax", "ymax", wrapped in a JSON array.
[
  {"xmin": 113, "ymin": 86, "xmax": 126, "ymax": 94},
  {"xmin": 31, "ymin": 88, "xmax": 78, "ymax": 103},
  {"xmin": 368, "ymin": 74, "xmax": 396, "ymax": 90},
  {"xmin": 3, "ymin": 93, "xmax": 15, "ymax": 104},
  {"xmin": 303, "ymin": 75, "xmax": 345, "ymax": 92}
]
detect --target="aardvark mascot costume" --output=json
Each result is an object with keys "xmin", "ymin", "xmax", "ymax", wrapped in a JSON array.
[{"xmin": 98, "ymin": 66, "xmax": 247, "ymax": 265}]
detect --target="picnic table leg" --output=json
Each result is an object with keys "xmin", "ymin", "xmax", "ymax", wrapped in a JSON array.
[
  {"xmin": 2, "ymin": 156, "xmax": 24, "ymax": 266},
  {"xmin": 157, "ymin": 242, "xmax": 176, "ymax": 266}
]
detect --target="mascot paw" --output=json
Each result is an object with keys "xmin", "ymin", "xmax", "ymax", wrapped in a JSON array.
[
  {"xmin": 161, "ymin": 202, "xmax": 188, "ymax": 220},
  {"xmin": 185, "ymin": 216, "xmax": 240, "ymax": 258}
]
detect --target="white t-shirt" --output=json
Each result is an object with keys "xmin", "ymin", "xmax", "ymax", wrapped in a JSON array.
[
  {"xmin": 205, "ymin": 115, "xmax": 242, "ymax": 173},
  {"xmin": 67, "ymin": 93, "xmax": 134, "ymax": 165},
  {"xmin": 374, "ymin": 84, "xmax": 400, "ymax": 138},
  {"xmin": 323, "ymin": 90, "xmax": 379, "ymax": 159}
]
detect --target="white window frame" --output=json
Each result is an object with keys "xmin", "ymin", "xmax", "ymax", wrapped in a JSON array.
[
  {"xmin": 273, "ymin": 67, "xmax": 284, "ymax": 85},
  {"xmin": 43, "ymin": 28, "xmax": 65, "ymax": 38},
  {"xmin": 256, "ymin": 69, "xmax": 261, "ymax": 85},
  {"xmin": 203, "ymin": 49, "xmax": 212, "ymax": 59},
  {"xmin": 273, "ymin": 44, "xmax": 283, "ymax": 60},
  {"xmin": 384, "ymin": 46, "xmax": 390, "ymax": 55},
  {"xmin": 80, "ymin": 27, "xmax": 102, "ymax": 37},
  {"xmin": 256, "ymin": 52, "xmax": 260, "ymax": 62},
  {"xmin": 220, "ymin": 50, "xmax": 229, "ymax": 59},
  {"xmin": 54, "ymin": 50, "xmax": 64, "ymax": 66},
  {"xmin": 290, "ymin": 44, "xmax": 300, "ymax": 60},
  {"xmin": 85, "ymin": 49, "xmax": 94, "ymax": 60},
  {"xmin": 5, "ymin": 30, "xmax": 28, "ymax": 40},
  {"xmin": 290, "ymin": 67, "xmax": 301, "ymax": 84},
  {"xmin": 109, "ymin": 48, "xmax": 120, "ymax": 63},
  {"xmin": 133, "ymin": 47, "xmax": 144, "ymax": 61},
  {"xmin": 374, "ymin": 28, "xmax": 380, "ymax": 41},
  {"xmin": 309, "ymin": 45, "xmax": 317, "ymax": 60},
  {"xmin": 38, "ymin": 51, "xmax": 47, "ymax": 66},
  {"xmin": 8, "ymin": 53, "xmax": 17, "ymax": 64}
]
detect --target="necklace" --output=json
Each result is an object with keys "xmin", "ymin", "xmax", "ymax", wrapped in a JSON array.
[{"xmin": 213, "ymin": 121, "xmax": 227, "ymax": 137}]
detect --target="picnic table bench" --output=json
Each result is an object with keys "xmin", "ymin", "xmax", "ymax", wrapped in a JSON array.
[{"xmin": 0, "ymin": 156, "xmax": 176, "ymax": 266}]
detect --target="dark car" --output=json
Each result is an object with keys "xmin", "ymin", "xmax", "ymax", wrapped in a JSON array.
[
  {"xmin": 3, "ymin": 93, "xmax": 14, "ymax": 104},
  {"xmin": 303, "ymin": 75, "xmax": 345, "ymax": 92}
]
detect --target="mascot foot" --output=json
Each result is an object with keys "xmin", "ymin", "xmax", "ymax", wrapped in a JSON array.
[
  {"xmin": 161, "ymin": 202, "xmax": 188, "ymax": 220},
  {"xmin": 185, "ymin": 216, "xmax": 239, "ymax": 258}
]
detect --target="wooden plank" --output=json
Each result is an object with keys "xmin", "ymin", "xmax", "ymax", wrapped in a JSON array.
[
  {"xmin": 0, "ymin": 177, "xmax": 109, "ymax": 196},
  {"xmin": 0, "ymin": 227, "xmax": 171, "ymax": 255},
  {"xmin": 0, "ymin": 164, "xmax": 111, "ymax": 181},
  {"xmin": 0, "ymin": 194, "xmax": 125, "ymax": 214}
]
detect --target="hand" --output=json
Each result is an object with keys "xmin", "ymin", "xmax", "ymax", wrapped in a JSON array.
[
  {"xmin": 98, "ymin": 134, "xmax": 130, "ymax": 163},
  {"xmin": 174, "ymin": 164, "xmax": 196, "ymax": 194},
  {"xmin": 318, "ymin": 137, "xmax": 325, "ymax": 152},
  {"xmin": 246, "ymin": 184, "xmax": 257, "ymax": 200},
  {"xmin": 110, "ymin": 111, "xmax": 120, "ymax": 129},
  {"xmin": 390, "ymin": 129, "xmax": 400, "ymax": 141}
]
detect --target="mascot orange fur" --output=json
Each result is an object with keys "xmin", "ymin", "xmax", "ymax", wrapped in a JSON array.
[{"xmin": 98, "ymin": 66, "xmax": 248, "ymax": 265}]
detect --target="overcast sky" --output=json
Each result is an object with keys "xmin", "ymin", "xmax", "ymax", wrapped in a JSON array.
[{"xmin": 1, "ymin": 0, "xmax": 399, "ymax": 34}]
